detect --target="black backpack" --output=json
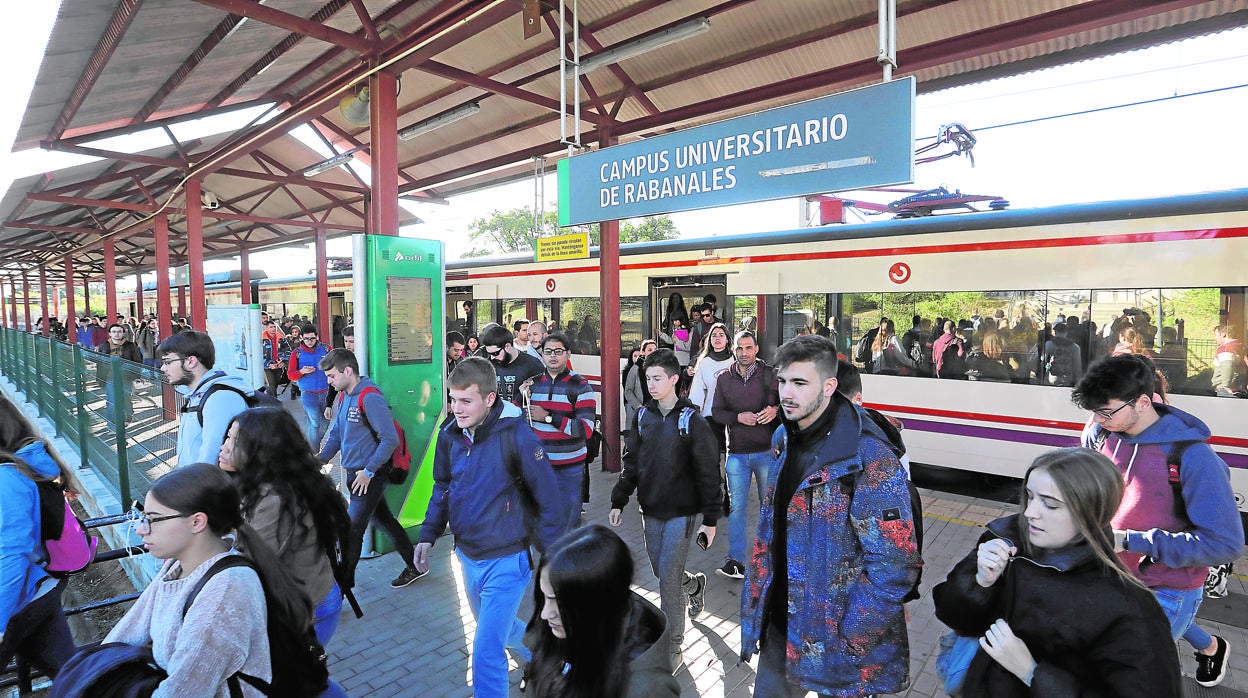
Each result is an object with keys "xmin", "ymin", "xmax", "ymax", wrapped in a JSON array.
[
  {"xmin": 1045, "ymin": 342, "xmax": 1076, "ymax": 386},
  {"xmin": 186, "ymin": 556, "xmax": 330, "ymax": 697},
  {"xmin": 50, "ymin": 643, "xmax": 165, "ymax": 698},
  {"xmin": 183, "ymin": 381, "xmax": 283, "ymax": 427},
  {"xmin": 938, "ymin": 338, "xmax": 966, "ymax": 379}
]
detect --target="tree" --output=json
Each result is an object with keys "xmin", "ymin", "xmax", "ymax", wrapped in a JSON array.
[{"xmin": 462, "ymin": 207, "xmax": 678, "ymax": 258}]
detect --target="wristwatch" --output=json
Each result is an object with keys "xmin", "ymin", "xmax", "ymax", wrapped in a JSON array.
[{"xmin": 544, "ymin": 415, "xmax": 553, "ymax": 424}]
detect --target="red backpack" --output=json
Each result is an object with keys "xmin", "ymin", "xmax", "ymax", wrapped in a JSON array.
[{"xmin": 338, "ymin": 386, "xmax": 412, "ymax": 484}]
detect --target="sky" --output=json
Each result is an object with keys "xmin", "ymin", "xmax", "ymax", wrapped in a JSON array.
[{"xmin": 2, "ymin": 6, "xmax": 1246, "ymax": 283}]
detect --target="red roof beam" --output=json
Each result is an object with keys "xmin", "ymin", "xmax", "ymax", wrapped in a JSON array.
[
  {"xmin": 214, "ymin": 166, "xmax": 369, "ymax": 194},
  {"xmin": 130, "ymin": 14, "xmax": 247, "ymax": 126},
  {"xmin": 40, "ymin": 141, "xmax": 188, "ymax": 169},
  {"xmin": 205, "ymin": 0, "xmax": 353, "ymax": 110},
  {"xmin": 349, "ymin": 0, "xmax": 380, "ymax": 41},
  {"xmin": 47, "ymin": 0, "xmax": 143, "ymax": 142},
  {"xmin": 418, "ymin": 60, "xmax": 604, "ymax": 125},
  {"xmin": 201, "ymin": 210, "xmax": 364, "ymax": 231},
  {"xmin": 25, "ymin": 193, "xmax": 156, "ymax": 213},
  {"xmin": 189, "ymin": 0, "xmax": 377, "ymax": 54},
  {"xmin": 1, "ymin": 222, "xmax": 101, "ymax": 236}
]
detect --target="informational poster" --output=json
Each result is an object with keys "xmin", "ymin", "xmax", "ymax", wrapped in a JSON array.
[
  {"xmin": 386, "ymin": 276, "xmax": 433, "ymax": 364},
  {"xmin": 205, "ymin": 305, "xmax": 264, "ymax": 390}
]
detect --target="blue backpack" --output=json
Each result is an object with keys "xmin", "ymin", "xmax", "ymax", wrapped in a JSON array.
[{"xmin": 50, "ymin": 643, "xmax": 164, "ymax": 698}]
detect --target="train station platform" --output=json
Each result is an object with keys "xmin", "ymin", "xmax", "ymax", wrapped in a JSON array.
[
  {"xmin": 328, "ymin": 467, "xmax": 1248, "ymax": 697},
  {"xmin": 1, "ymin": 348, "xmax": 1245, "ymax": 697}
]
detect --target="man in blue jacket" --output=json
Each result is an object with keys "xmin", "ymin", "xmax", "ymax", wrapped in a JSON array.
[
  {"xmin": 318, "ymin": 349, "xmax": 423, "ymax": 590},
  {"xmin": 287, "ymin": 323, "xmax": 331, "ymax": 447},
  {"xmin": 158, "ymin": 330, "xmax": 249, "ymax": 468},
  {"xmin": 415, "ymin": 357, "xmax": 563, "ymax": 698},
  {"xmin": 741, "ymin": 335, "xmax": 920, "ymax": 697}
]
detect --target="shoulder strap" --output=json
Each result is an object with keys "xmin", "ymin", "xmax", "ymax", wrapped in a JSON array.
[
  {"xmin": 355, "ymin": 386, "xmax": 382, "ymax": 445},
  {"xmin": 678, "ymin": 407, "xmax": 695, "ymax": 437},
  {"xmin": 636, "ymin": 405, "xmax": 648, "ymax": 431},
  {"xmin": 183, "ymin": 555, "xmax": 251, "ymax": 618},
  {"xmin": 187, "ymin": 382, "xmax": 250, "ymax": 427}
]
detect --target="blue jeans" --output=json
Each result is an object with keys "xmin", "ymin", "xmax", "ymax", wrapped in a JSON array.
[
  {"xmin": 312, "ymin": 582, "xmax": 343, "ymax": 647},
  {"xmin": 301, "ymin": 390, "xmax": 330, "ymax": 447},
  {"xmin": 103, "ymin": 380, "xmax": 133, "ymax": 422},
  {"xmin": 456, "ymin": 549, "xmax": 531, "ymax": 698},
  {"xmin": 725, "ymin": 450, "xmax": 774, "ymax": 563},
  {"xmin": 1154, "ymin": 586, "xmax": 1213, "ymax": 651},
  {"xmin": 346, "ymin": 473, "xmax": 415, "ymax": 585},
  {"xmin": 553, "ymin": 464, "xmax": 584, "ymax": 533},
  {"xmin": 641, "ymin": 514, "xmax": 700, "ymax": 649}
]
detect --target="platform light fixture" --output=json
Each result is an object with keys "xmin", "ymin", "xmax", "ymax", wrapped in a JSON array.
[
  {"xmin": 398, "ymin": 102, "xmax": 482, "ymax": 141},
  {"xmin": 301, "ymin": 148, "xmax": 362, "ymax": 178},
  {"xmin": 579, "ymin": 17, "xmax": 711, "ymax": 74}
]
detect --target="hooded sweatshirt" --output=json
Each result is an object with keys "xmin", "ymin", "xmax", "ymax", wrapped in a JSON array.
[
  {"xmin": 317, "ymin": 376, "xmax": 398, "ymax": 477},
  {"xmin": 1082, "ymin": 403, "xmax": 1243, "ymax": 590}
]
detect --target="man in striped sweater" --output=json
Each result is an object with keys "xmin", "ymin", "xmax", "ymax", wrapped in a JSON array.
[{"xmin": 520, "ymin": 332, "xmax": 596, "ymax": 532}]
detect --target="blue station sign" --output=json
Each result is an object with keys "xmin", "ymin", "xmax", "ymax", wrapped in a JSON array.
[{"xmin": 557, "ymin": 77, "xmax": 915, "ymax": 226}]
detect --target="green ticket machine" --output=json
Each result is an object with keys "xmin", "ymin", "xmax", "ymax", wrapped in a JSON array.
[{"xmin": 351, "ymin": 234, "xmax": 445, "ymax": 552}]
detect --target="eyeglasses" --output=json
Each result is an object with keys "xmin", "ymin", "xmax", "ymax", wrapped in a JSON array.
[
  {"xmin": 127, "ymin": 501, "xmax": 191, "ymax": 531},
  {"xmin": 1092, "ymin": 398, "xmax": 1139, "ymax": 420},
  {"xmin": 541, "ymin": 348, "xmax": 567, "ymax": 356},
  {"xmin": 485, "ymin": 346, "xmax": 506, "ymax": 358},
  {"xmin": 160, "ymin": 356, "xmax": 187, "ymax": 367}
]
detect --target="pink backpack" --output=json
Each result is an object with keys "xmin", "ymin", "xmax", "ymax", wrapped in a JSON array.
[{"xmin": 13, "ymin": 463, "xmax": 98, "ymax": 577}]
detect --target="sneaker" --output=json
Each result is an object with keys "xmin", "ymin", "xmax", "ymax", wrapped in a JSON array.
[
  {"xmin": 390, "ymin": 566, "xmax": 428, "ymax": 588},
  {"xmin": 1196, "ymin": 635, "xmax": 1229, "ymax": 687},
  {"xmin": 687, "ymin": 572, "xmax": 707, "ymax": 619},
  {"xmin": 716, "ymin": 559, "xmax": 745, "ymax": 579}
]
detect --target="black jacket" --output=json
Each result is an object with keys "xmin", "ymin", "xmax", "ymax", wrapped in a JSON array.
[
  {"xmin": 611, "ymin": 397, "xmax": 722, "ymax": 525},
  {"xmin": 932, "ymin": 516, "xmax": 1181, "ymax": 697}
]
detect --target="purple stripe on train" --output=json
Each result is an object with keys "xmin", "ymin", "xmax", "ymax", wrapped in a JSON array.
[{"xmin": 903, "ymin": 418, "xmax": 1248, "ymax": 471}]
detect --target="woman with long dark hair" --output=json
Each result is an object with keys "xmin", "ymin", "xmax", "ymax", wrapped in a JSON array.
[
  {"xmin": 219, "ymin": 407, "xmax": 351, "ymax": 645},
  {"xmin": 661, "ymin": 292, "xmax": 690, "ymax": 335},
  {"xmin": 101, "ymin": 464, "xmax": 301, "ymax": 696},
  {"xmin": 524, "ymin": 525, "xmax": 679, "ymax": 698},
  {"xmin": 688, "ymin": 323, "xmax": 734, "ymax": 452},
  {"xmin": 932, "ymin": 447, "xmax": 1181, "ymax": 696},
  {"xmin": 0, "ymin": 397, "xmax": 76, "ymax": 678}
]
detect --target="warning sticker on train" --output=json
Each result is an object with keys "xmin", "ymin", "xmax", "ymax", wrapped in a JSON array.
[{"xmin": 558, "ymin": 78, "xmax": 914, "ymax": 226}]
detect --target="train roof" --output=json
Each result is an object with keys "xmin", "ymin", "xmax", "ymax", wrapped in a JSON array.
[{"xmin": 446, "ymin": 187, "xmax": 1248, "ymax": 269}]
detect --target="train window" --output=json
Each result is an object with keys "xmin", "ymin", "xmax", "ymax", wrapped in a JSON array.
[
  {"xmin": 558, "ymin": 298, "xmax": 601, "ymax": 355},
  {"xmin": 501, "ymin": 299, "xmax": 527, "ymax": 331},
  {"xmin": 782, "ymin": 294, "xmax": 828, "ymax": 341},
  {"xmin": 620, "ymin": 297, "xmax": 644, "ymax": 351},
  {"xmin": 473, "ymin": 299, "xmax": 496, "ymax": 334}
]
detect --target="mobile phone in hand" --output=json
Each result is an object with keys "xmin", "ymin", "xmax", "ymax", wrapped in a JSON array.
[{"xmin": 696, "ymin": 531, "xmax": 709, "ymax": 550}]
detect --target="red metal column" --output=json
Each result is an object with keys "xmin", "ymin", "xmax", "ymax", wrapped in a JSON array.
[
  {"xmin": 599, "ymin": 128, "xmax": 621, "ymax": 473},
  {"xmin": 0, "ymin": 280, "xmax": 7, "ymax": 328},
  {"xmin": 239, "ymin": 246, "xmax": 251, "ymax": 305},
  {"xmin": 82, "ymin": 276, "xmax": 92, "ymax": 318},
  {"xmin": 369, "ymin": 70, "xmax": 400, "ymax": 237},
  {"xmin": 39, "ymin": 267, "xmax": 50, "ymax": 336},
  {"xmin": 22, "ymin": 274, "xmax": 33, "ymax": 331},
  {"xmin": 9, "ymin": 280, "xmax": 18, "ymax": 328},
  {"xmin": 315, "ymin": 228, "xmax": 330, "ymax": 341},
  {"xmin": 135, "ymin": 272, "xmax": 145, "ymax": 317},
  {"xmin": 64, "ymin": 258, "xmax": 76, "ymax": 344},
  {"xmin": 185, "ymin": 179, "xmax": 207, "ymax": 329},
  {"xmin": 155, "ymin": 215, "xmax": 173, "ymax": 341},
  {"xmin": 103, "ymin": 237, "xmax": 118, "ymax": 323},
  {"xmin": 178, "ymin": 287, "xmax": 187, "ymax": 319}
]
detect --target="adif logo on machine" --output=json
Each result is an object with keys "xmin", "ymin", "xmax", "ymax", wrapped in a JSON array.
[{"xmin": 390, "ymin": 251, "xmax": 425, "ymax": 262}]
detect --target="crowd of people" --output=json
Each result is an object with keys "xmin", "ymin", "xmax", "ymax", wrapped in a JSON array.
[{"xmin": 1, "ymin": 302, "xmax": 1244, "ymax": 696}]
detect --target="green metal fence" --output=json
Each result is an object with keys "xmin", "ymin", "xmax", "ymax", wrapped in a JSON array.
[{"xmin": 0, "ymin": 326, "xmax": 180, "ymax": 508}]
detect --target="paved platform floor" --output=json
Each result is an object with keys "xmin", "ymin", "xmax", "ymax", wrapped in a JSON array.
[{"xmin": 327, "ymin": 466, "xmax": 1248, "ymax": 697}]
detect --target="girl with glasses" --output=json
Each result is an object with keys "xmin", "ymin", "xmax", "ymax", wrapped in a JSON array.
[{"xmin": 100, "ymin": 463, "xmax": 309, "ymax": 697}]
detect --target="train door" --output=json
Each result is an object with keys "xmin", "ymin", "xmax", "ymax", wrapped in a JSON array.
[
  {"xmin": 649, "ymin": 275, "xmax": 729, "ymax": 354},
  {"xmin": 329, "ymin": 293, "xmax": 347, "ymax": 347},
  {"xmin": 446, "ymin": 286, "xmax": 474, "ymax": 337}
]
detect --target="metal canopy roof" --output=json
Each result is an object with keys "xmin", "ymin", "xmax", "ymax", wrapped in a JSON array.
[{"xmin": 4, "ymin": 0, "xmax": 1246, "ymax": 280}]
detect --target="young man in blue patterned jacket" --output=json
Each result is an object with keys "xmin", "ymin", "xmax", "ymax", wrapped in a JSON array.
[
  {"xmin": 520, "ymin": 332, "xmax": 596, "ymax": 532},
  {"xmin": 741, "ymin": 335, "xmax": 921, "ymax": 697}
]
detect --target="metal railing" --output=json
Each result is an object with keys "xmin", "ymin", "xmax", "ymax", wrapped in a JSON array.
[{"xmin": 0, "ymin": 326, "xmax": 181, "ymax": 505}]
